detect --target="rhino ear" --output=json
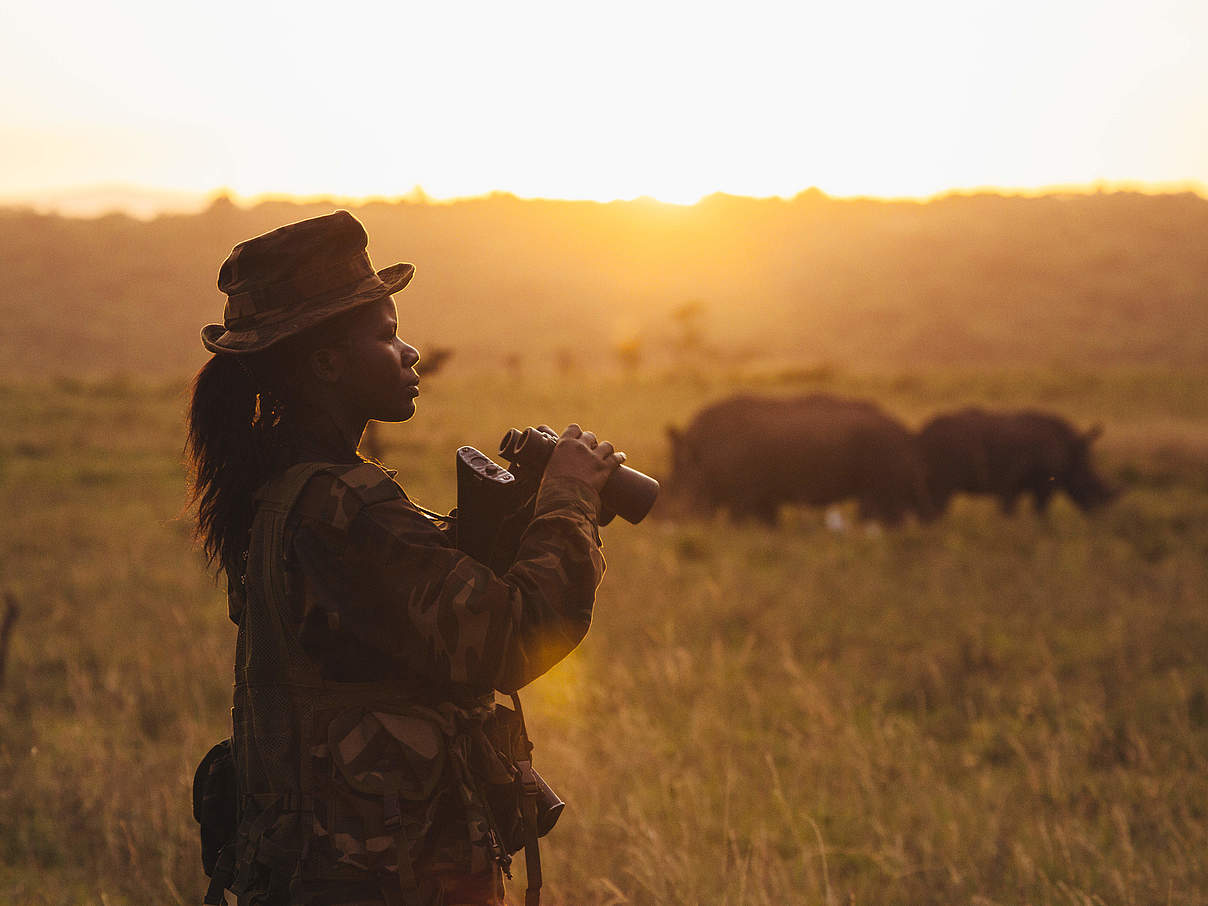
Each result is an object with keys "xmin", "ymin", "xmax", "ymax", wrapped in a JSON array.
[{"xmin": 1084, "ymin": 423, "xmax": 1104, "ymax": 444}]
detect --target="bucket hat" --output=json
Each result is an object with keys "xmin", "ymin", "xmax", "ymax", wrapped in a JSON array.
[{"xmin": 201, "ymin": 210, "xmax": 414, "ymax": 355}]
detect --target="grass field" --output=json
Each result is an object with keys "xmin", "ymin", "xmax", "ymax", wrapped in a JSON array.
[{"xmin": 1, "ymin": 368, "xmax": 1206, "ymax": 905}]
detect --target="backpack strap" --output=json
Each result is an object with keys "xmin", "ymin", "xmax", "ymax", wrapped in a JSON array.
[
  {"xmin": 203, "ymin": 845, "xmax": 235, "ymax": 905},
  {"xmin": 248, "ymin": 461, "xmax": 344, "ymax": 627},
  {"xmin": 215, "ymin": 462, "xmax": 341, "ymax": 906},
  {"xmin": 253, "ymin": 461, "xmax": 344, "ymax": 516},
  {"xmin": 384, "ymin": 794, "xmax": 425, "ymax": 906},
  {"xmin": 510, "ymin": 693, "xmax": 544, "ymax": 906}
]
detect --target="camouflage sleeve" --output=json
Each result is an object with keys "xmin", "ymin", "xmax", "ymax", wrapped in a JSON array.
[{"xmin": 288, "ymin": 463, "xmax": 606, "ymax": 693}]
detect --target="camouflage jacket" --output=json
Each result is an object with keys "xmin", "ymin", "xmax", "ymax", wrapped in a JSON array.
[
  {"xmin": 286, "ymin": 462, "xmax": 606, "ymax": 694},
  {"xmin": 225, "ymin": 454, "xmax": 605, "ymax": 905}
]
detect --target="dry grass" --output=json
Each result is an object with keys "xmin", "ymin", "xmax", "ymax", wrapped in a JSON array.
[{"xmin": 1, "ymin": 370, "xmax": 1206, "ymax": 904}]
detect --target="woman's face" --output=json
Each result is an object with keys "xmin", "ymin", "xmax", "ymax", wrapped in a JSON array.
[{"xmin": 333, "ymin": 296, "xmax": 421, "ymax": 423}]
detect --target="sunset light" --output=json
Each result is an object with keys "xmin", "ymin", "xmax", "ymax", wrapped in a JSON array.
[
  {"xmin": 5, "ymin": 1, "xmax": 1208, "ymax": 903},
  {"xmin": 2, "ymin": 0, "xmax": 1206, "ymax": 211}
]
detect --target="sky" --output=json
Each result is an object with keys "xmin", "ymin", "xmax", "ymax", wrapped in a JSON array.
[{"xmin": 1, "ymin": 0, "xmax": 1206, "ymax": 210}]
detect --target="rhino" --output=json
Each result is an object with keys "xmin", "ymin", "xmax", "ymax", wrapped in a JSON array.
[
  {"xmin": 918, "ymin": 407, "xmax": 1116, "ymax": 515},
  {"xmin": 664, "ymin": 393, "xmax": 936, "ymax": 526}
]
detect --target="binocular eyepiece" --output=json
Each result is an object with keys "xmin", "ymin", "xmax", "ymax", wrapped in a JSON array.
[{"xmin": 498, "ymin": 427, "xmax": 660, "ymax": 524}]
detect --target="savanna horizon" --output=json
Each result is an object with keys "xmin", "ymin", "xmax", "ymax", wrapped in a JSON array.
[
  {"xmin": 6, "ymin": 177, "xmax": 1208, "ymax": 220},
  {"xmin": 2, "ymin": 186, "xmax": 1207, "ymax": 381}
]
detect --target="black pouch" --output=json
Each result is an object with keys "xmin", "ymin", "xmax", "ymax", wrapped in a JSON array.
[
  {"xmin": 193, "ymin": 738, "xmax": 238, "ymax": 876},
  {"xmin": 481, "ymin": 703, "xmax": 565, "ymax": 851}
]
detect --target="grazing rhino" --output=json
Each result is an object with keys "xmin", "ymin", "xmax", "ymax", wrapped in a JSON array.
[
  {"xmin": 664, "ymin": 394, "xmax": 936, "ymax": 526},
  {"xmin": 918, "ymin": 407, "xmax": 1115, "ymax": 515}
]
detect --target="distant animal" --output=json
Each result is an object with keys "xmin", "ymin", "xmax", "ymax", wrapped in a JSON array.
[
  {"xmin": 917, "ymin": 407, "xmax": 1115, "ymax": 515},
  {"xmin": 417, "ymin": 346, "xmax": 454, "ymax": 377},
  {"xmin": 664, "ymin": 394, "xmax": 936, "ymax": 526}
]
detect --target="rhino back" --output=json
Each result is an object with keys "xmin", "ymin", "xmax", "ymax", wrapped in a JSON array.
[{"xmin": 676, "ymin": 394, "xmax": 919, "ymax": 507}]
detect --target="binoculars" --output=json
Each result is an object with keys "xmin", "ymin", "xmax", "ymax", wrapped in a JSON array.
[
  {"xmin": 497, "ymin": 426, "xmax": 660, "ymax": 524},
  {"xmin": 455, "ymin": 425, "xmax": 658, "ymax": 576}
]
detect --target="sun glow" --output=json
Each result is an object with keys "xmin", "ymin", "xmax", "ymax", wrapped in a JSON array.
[{"xmin": 1, "ymin": 0, "xmax": 1206, "ymax": 210}]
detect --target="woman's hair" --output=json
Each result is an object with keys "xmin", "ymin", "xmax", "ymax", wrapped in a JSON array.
[{"xmin": 186, "ymin": 308, "xmax": 365, "ymax": 579}]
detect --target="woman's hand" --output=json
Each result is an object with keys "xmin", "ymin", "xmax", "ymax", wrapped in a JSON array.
[{"xmin": 541, "ymin": 424, "xmax": 626, "ymax": 495}]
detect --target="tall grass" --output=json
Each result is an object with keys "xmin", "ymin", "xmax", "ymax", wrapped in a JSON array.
[{"xmin": 1, "ymin": 371, "xmax": 1205, "ymax": 904}]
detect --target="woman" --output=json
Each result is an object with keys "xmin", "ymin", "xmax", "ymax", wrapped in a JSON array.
[{"xmin": 187, "ymin": 211, "xmax": 622, "ymax": 905}]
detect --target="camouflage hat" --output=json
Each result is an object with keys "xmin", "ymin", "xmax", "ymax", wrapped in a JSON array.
[{"xmin": 201, "ymin": 210, "xmax": 414, "ymax": 355}]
